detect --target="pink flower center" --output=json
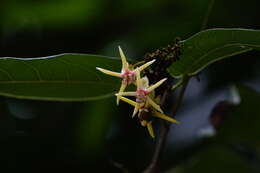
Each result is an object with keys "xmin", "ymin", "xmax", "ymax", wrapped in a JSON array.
[
  {"xmin": 121, "ymin": 69, "xmax": 136, "ymax": 85},
  {"xmin": 136, "ymin": 89, "xmax": 149, "ymax": 103}
]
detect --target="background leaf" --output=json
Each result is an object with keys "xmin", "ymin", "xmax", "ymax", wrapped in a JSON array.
[
  {"xmin": 0, "ymin": 54, "xmax": 121, "ymax": 101},
  {"xmin": 216, "ymin": 85, "xmax": 260, "ymax": 145},
  {"xmin": 175, "ymin": 145, "xmax": 260, "ymax": 173},
  {"xmin": 171, "ymin": 86, "xmax": 260, "ymax": 173},
  {"xmin": 168, "ymin": 28, "xmax": 260, "ymax": 78}
]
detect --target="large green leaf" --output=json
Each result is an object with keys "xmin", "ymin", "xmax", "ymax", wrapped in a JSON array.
[
  {"xmin": 0, "ymin": 54, "xmax": 121, "ymax": 101},
  {"xmin": 168, "ymin": 28, "xmax": 260, "ymax": 78}
]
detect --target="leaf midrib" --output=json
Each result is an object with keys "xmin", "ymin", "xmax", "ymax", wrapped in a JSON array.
[{"xmin": 0, "ymin": 91, "xmax": 115, "ymax": 102}]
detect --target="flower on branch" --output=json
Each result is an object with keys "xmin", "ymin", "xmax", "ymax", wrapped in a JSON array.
[
  {"xmin": 116, "ymin": 95, "xmax": 179, "ymax": 138},
  {"xmin": 116, "ymin": 69, "xmax": 179, "ymax": 138},
  {"xmin": 96, "ymin": 46, "xmax": 155, "ymax": 104},
  {"xmin": 96, "ymin": 46, "xmax": 179, "ymax": 138},
  {"xmin": 116, "ymin": 69, "xmax": 166, "ymax": 117}
]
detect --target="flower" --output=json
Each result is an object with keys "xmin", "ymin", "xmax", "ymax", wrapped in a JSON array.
[
  {"xmin": 116, "ymin": 68, "xmax": 167, "ymax": 117},
  {"xmin": 97, "ymin": 46, "xmax": 179, "ymax": 138},
  {"xmin": 116, "ymin": 95, "xmax": 179, "ymax": 138},
  {"xmin": 96, "ymin": 46, "xmax": 155, "ymax": 104}
]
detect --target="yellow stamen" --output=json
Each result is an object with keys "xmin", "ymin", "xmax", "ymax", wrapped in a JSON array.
[
  {"xmin": 147, "ymin": 78, "xmax": 167, "ymax": 93},
  {"xmin": 140, "ymin": 76, "xmax": 149, "ymax": 88},
  {"xmin": 147, "ymin": 97, "xmax": 164, "ymax": 113},
  {"xmin": 118, "ymin": 46, "xmax": 128, "ymax": 69},
  {"xmin": 115, "ymin": 95, "xmax": 137, "ymax": 107},
  {"xmin": 153, "ymin": 111, "xmax": 180, "ymax": 124},
  {"xmin": 96, "ymin": 67, "xmax": 121, "ymax": 78},
  {"xmin": 147, "ymin": 121, "xmax": 155, "ymax": 138},
  {"xmin": 116, "ymin": 82, "xmax": 127, "ymax": 105},
  {"xmin": 135, "ymin": 59, "xmax": 156, "ymax": 72}
]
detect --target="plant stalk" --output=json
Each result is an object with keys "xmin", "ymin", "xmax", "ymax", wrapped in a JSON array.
[{"xmin": 143, "ymin": 76, "xmax": 190, "ymax": 173}]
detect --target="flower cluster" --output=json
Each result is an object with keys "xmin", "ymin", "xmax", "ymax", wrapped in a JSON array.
[{"xmin": 96, "ymin": 46, "xmax": 179, "ymax": 138}]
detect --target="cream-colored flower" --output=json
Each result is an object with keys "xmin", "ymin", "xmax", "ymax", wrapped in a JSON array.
[
  {"xmin": 96, "ymin": 46, "xmax": 155, "ymax": 104},
  {"xmin": 116, "ymin": 68, "xmax": 166, "ymax": 117},
  {"xmin": 116, "ymin": 95, "xmax": 179, "ymax": 138},
  {"xmin": 97, "ymin": 46, "xmax": 179, "ymax": 138}
]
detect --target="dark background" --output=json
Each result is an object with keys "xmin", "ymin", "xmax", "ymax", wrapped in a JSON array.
[{"xmin": 0, "ymin": 0, "xmax": 260, "ymax": 172}]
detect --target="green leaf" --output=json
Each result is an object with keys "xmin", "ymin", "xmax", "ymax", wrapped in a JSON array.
[
  {"xmin": 168, "ymin": 28, "xmax": 260, "ymax": 78},
  {"xmin": 0, "ymin": 54, "xmax": 121, "ymax": 101}
]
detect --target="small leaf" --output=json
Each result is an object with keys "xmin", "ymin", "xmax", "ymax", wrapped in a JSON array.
[
  {"xmin": 0, "ymin": 53, "xmax": 121, "ymax": 101},
  {"xmin": 168, "ymin": 28, "xmax": 260, "ymax": 78}
]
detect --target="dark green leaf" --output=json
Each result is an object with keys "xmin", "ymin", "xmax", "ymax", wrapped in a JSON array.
[
  {"xmin": 0, "ymin": 54, "xmax": 121, "ymax": 101},
  {"xmin": 168, "ymin": 28, "xmax": 260, "ymax": 78}
]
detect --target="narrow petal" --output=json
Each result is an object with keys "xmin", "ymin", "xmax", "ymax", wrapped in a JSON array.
[
  {"xmin": 118, "ymin": 46, "xmax": 128, "ymax": 69},
  {"xmin": 136, "ymin": 59, "xmax": 156, "ymax": 72},
  {"xmin": 147, "ymin": 78, "xmax": 167, "ymax": 93},
  {"xmin": 147, "ymin": 96, "xmax": 164, "ymax": 113},
  {"xmin": 117, "ymin": 91, "xmax": 136, "ymax": 96},
  {"xmin": 116, "ymin": 82, "xmax": 127, "ymax": 105},
  {"xmin": 132, "ymin": 105, "xmax": 139, "ymax": 117},
  {"xmin": 153, "ymin": 111, "xmax": 180, "ymax": 124},
  {"xmin": 147, "ymin": 121, "xmax": 155, "ymax": 138},
  {"xmin": 115, "ymin": 95, "xmax": 137, "ymax": 107},
  {"xmin": 96, "ymin": 67, "xmax": 121, "ymax": 78}
]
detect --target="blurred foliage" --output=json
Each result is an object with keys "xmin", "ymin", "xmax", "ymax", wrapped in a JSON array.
[
  {"xmin": 173, "ymin": 86, "xmax": 260, "ymax": 173},
  {"xmin": 3, "ymin": 0, "xmax": 104, "ymax": 29},
  {"xmin": 217, "ymin": 85, "xmax": 260, "ymax": 146},
  {"xmin": 77, "ymin": 98, "xmax": 116, "ymax": 155},
  {"xmin": 0, "ymin": 0, "xmax": 260, "ymax": 172},
  {"xmin": 175, "ymin": 144, "xmax": 260, "ymax": 173}
]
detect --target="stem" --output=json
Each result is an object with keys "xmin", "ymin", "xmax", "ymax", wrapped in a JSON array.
[
  {"xmin": 143, "ymin": 76, "xmax": 190, "ymax": 173},
  {"xmin": 171, "ymin": 79, "xmax": 184, "ymax": 91},
  {"xmin": 200, "ymin": 0, "xmax": 215, "ymax": 30},
  {"xmin": 172, "ymin": 76, "xmax": 189, "ymax": 114},
  {"xmin": 144, "ymin": 0, "xmax": 215, "ymax": 171}
]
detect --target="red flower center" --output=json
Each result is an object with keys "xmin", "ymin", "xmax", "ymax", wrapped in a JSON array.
[
  {"xmin": 121, "ymin": 69, "xmax": 136, "ymax": 85},
  {"xmin": 136, "ymin": 89, "xmax": 149, "ymax": 103}
]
